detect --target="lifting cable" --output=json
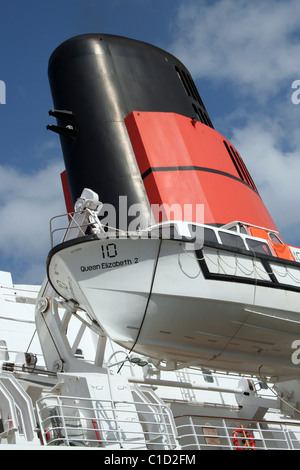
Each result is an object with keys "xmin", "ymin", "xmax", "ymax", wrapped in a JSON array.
[{"xmin": 117, "ymin": 237, "xmax": 163, "ymax": 373}]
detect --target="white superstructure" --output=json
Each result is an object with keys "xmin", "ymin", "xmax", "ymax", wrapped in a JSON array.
[{"xmin": 1, "ymin": 189, "xmax": 300, "ymax": 451}]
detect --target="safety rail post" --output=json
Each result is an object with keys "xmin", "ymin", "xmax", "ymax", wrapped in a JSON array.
[
  {"xmin": 157, "ymin": 401, "xmax": 176, "ymax": 448},
  {"xmin": 140, "ymin": 387, "xmax": 179, "ymax": 449},
  {"xmin": 189, "ymin": 416, "xmax": 201, "ymax": 450},
  {"xmin": 283, "ymin": 424, "xmax": 294, "ymax": 450},
  {"xmin": 49, "ymin": 212, "xmax": 88, "ymax": 248},
  {"xmin": 106, "ymin": 369, "xmax": 126, "ymax": 449},
  {"xmin": 162, "ymin": 402, "xmax": 179, "ymax": 448},
  {"xmin": 256, "ymin": 422, "xmax": 268, "ymax": 450},
  {"xmin": 222, "ymin": 419, "xmax": 233, "ymax": 450},
  {"xmin": 38, "ymin": 396, "xmax": 76, "ymax": 447},
  {"xmin": 56, "ymin": 396, "xmax": 71, "ymax": 446}
]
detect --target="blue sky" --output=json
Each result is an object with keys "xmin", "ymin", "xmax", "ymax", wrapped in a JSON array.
[{"xmin": 0, "ymin": 0, "xmax": 299, "ymax": 284}]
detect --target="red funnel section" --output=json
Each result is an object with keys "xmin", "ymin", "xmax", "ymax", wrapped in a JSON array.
[{"xmin": 125, "ymin": 111, "xmax": 277, "ymax": 230}]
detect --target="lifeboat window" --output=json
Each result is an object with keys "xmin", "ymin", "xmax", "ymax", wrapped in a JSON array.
[
  {"xmin": 269, "ymin": 232, "xmax": 283, "ymax": 244},
  {"xmin": 152, "ymin": 224, "xmax": 181, "ymax": 240},
  {"xmin": 203, "ymin": 228, "xmax": 218, "ymax": 244},
  {"xmin": 246, "ymin": 238, "xmax": 272, "ymax": 256},
  {"xmin": 187, "ymin": 225, "xmax": 217, "ymax": 244},
  {"xmin": 187, "ymin": 224, "xmax": 203, "ymax": 243},
  {"xmin": 227, "ymin": 224, "xmax": 248, "ymax": 235},
  {"xmin": 219, "ymin": 232, "xmax": 245, "ymax": 249}
]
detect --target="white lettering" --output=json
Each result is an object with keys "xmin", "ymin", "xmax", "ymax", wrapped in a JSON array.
[
  {"xmin": 98, "ymin": 202, "xmax": 117, "ymax": 232},
  {"xmin": 148, "ymin": 454, "xmax": 196, "ymax": 465},
  {"xmin": 0, "ymin": 80, "xmax": 6, "ymax": 104},
  {"xmin": 80, "ymin": 258, "xmax": 133, "ymax": 272},
  {"xmin": 151, "ymin": 202, "xmax": 183, "ymax": 224},
  {"xmin": 104, "ymin": 454, "xmax": 138, "ymax": 467},
  {"xmin": 291, "ymin": 80, "xmax": 300, "ymax": 104},
  {"xmin": 291, "ymin": 339, "xmax": 300, "ymax": 364}
]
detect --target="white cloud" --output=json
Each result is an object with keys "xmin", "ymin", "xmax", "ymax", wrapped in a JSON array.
[
  {"xmin": 170, "ymin": 0, "xmax": 300, "ymax": 97},
  {"xmin": 230, "ymin": 119, "xmax": 300, "ymax": 243},
  {"xmin": 0, "ymin": 159, "xmax": 66, "ymax": 283}
]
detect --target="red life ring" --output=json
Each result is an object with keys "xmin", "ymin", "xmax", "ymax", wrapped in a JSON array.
[
  {"xmin": 40, "ymin": 428, "xmax": 51, "ymax": 445},
  {"xmin": 232, "ymin": 426, "xmax": 256, "ymax": 450}
]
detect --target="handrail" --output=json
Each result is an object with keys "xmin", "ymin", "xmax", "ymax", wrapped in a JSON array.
[
  {"xmin": 36, "ymin": 393, "xmax": 178, "ymax": 449},
  {"xmin": 173, "ymin": 414, "xmax": 300, "ymax": 450}
]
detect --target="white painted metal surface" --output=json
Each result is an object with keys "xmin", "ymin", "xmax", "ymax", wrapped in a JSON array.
[{"xmin": 1, "ymin": 190, "xmax": 300, "ymax": 450}]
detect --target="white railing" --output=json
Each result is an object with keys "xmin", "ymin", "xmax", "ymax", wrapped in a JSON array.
[
  {"xmin": 36, "ymin": 396, "xmax": 300, "ymax": 450},
  {"xmin": 36, "ymin": 394, "xmax": 178, "ymax": 449},
  {"xmin": 174, "ymin": 415, "xmax": 300, "ymax": 450},
  {"xmin": 0, "ymin": 373, "xmax": 38, "ymax": 444}
]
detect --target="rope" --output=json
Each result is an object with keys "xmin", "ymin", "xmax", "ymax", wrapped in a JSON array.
[
  {"xmin": 187, "ymin": 244, "xmax": 300, "ymax": 285},
  {"xmin": 271, "ymin": 264, "xmax": 300, "ymax": 283},
  {"xmin": 117, "ymin": 238, "xmax": 163, "ymax": 373}
]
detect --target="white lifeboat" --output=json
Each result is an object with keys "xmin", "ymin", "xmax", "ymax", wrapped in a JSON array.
[{"xmin": 47, "ymin": 208, "xmax": 300, "ymax": 379}]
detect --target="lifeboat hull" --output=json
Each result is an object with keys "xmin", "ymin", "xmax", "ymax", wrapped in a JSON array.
[{"xmin": 47, "ymin": 235, "xmax": 300, "ymax": 379}]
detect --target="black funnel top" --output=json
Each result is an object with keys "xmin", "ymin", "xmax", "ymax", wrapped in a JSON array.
[{"xmin": 48, "ymin": 34, "xmax": 212, "ymax": 228}]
